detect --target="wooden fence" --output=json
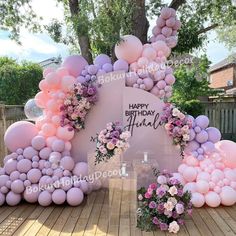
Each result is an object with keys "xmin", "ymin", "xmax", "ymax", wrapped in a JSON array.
[
  {"xmin": 202, "ymin": 101, "xmax": 236, "ymax": 140},
  {"xmin": 0, "ymin": 105, "xmax": 26, "ymax": 165}
]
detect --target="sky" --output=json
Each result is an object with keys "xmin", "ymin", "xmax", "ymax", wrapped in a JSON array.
[{"xmin": 0, "ymin": 0, "xmax": 232, "ymax": 66}]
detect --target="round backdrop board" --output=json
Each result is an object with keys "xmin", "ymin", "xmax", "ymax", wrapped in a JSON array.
[{"xmin": 71, "ymin": 71, "xmax": 181, "ymax": 171}]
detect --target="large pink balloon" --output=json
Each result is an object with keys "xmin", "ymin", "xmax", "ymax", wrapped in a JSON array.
[
  {"xmin": 191, "ymin": 192, "xmax": 205, "ymax": 208},
  {"xmin": 115, "ymin": 35, "xmax": 143, "ymax": 64},
  {"xmin": 205, "ymin": 191, "xmax": 221, "ymax": 207},
  {"xmin": 62, "ymin": 55, "xmax": 88, "ymax": 77},
  {"xmin": 52, "ymin": 189, "xmax": 66, "ymax": 204},
  {"xmin": 4, "ymin": 121, "xmax": 38, "ymax": 152},
  {"xmin": 67, "ymin": 188, "xmax": 84, "ymax": 206},
  {"xmin": 215, "ymin": 140, "xmax": 236, "ymax": 168},
  {"xmin": 220, "ymin": 186, "xmax": 236, "ymax": 206}
]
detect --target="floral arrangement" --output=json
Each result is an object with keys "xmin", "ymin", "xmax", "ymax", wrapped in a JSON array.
[
  {"xmin": 93, "ymin": 121, "xmax": 131, "ymax": 164},
  {"xmin": 60, "ymin": 81, "xmax": 98, "ymax": 131},
  {"xmin": 137, "ymin": 171, "xmax": 192, "ymax": 234},
  {"xmin": 161, "ymin": 103, "xmax": 193, "ymax": 156}
]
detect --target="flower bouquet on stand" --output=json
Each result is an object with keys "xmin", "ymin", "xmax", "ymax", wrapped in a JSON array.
[
  {"xmin": 137, "ymin": 171, "xmax": 192, "ymax": 234},
  {"xmin": 93, "ymin": 121, "xmax": 131, "ymax": 164}
]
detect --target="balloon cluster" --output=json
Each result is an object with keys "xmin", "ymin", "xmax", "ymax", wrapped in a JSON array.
[
  {"xmin": 114, "ymin": 8, "xmax": 181, "ymax": 99},
  {"xmin": 150, "ymin": 7, "xmax": 181, "ymax": 49},
  {"xmin": 184, "ymin": 115, "xmax": 221, "ymax": 160},
  {"xmin": 173, "ymin": 140, "xmax": 236, "ymax": 207}
]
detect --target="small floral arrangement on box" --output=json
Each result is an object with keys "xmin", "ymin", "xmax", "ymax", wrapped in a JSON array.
[
  {"xmin": 93, "ymin": 121, "xmax": 131, "ymax": 164},
  {"xmin": 60, "ymin": 81, "xmax": 98, "ymax": 131},
  {"xmin": 137, "ymin": 171, "xmax": 192, "ymax": 234},
  {"xmin": 161, "ymin": 103, "xmax": 193, "ymax": 156}
]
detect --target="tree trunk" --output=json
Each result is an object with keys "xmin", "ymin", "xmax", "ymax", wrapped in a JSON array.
[
  {"xmin": 68, "ymin": 0, "xmax": 93, "ymax": 64},
  {"xmin": 169, "ymin": 0, "xmax": 186, "ymax": 10},
  {"xmin": 131, "ymin": 0, "xmax": 149, "ymax": 43}
]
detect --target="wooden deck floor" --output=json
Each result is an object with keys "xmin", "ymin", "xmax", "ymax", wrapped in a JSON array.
[{"xmin": 0, "ymin": 189, "xmax": 235, "ymax": 236}]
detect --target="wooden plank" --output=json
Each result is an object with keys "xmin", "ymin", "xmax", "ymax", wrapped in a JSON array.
[
  {"xmin": 47, "ymin": 207, "xmax": 73, "ymax": 236},
  {"xmin": 206, "ymin": 208, "xmax": 235, "ymax": 236},
  {"xmin": 184, "ymin": 220, "xmax": 201, "ymax": 235},
  {"xmin": 12, "ymin": 206, "xmax": 44, "ymax": 236},
  {"xmin": 24, "ymin": 206, "xmax": 54, "ymax": 236},
  {"xmin": 196, "ymin": 208, "xmax": 223, "ymax": 236},
  {"xmin": 0, "ymin": 206, "xmax": 17, "ymax": 224},
  {"xmin": 36, "ymin": 207, "xmax": 64, "ymax": 236},
  {"xmin": 176, "ymin": 225, "xmax": 189, "ymax": 236},
  {"xmin": 225, "ymin": 206, "xmax": 236, "ymax": 222}
]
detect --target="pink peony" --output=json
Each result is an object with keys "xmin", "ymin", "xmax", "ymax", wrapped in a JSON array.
[
  {"xmin": 145, "ymin": 192, "xmax": 151, "ymax": 199},
  {"xmin": 106, "ymin": 142, "xmax": 115, "ymax": 150}
]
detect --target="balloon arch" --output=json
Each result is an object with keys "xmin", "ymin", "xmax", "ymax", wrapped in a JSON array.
[{"xmin": 0, "ymin": 7, "xmax": 236, "ymax": 208}]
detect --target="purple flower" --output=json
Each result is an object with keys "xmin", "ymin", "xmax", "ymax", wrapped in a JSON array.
[
  {"xmin": 149, "ymin": 201, "xmax": 157, "ymax": 209},
  {"xmin": 177, "ymin": 189, "xmax": 184, "ymax": 197},
  {"xmin": 157, "ymin": 203, "xmax": 165, "ymax": 213},
  {"xmin": 177, "ymin": 219, "xmax": 185, "ymax": 225},
  {"xmin": 152, "ymin": 217, "xmax": 159, "ymax": 225},
  {"xmin": 172, "ymin": 211, "xmax": 178, "ymax": 219},
  {"xmin": 169, "ymin": 178, "xmax": 179, "ymax": 185},
  {"xmin": 159, "ymin": 222, "xmax": 168, "ymax": 231},
  {"xmin": 156, "ymin": 186, "xmax": 166, "ymax": 197},
  {"xmin": 111, "ymin": 138, "xmax": 118, "ymax": 144}
]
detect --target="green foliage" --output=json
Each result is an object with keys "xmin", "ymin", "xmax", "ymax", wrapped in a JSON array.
[
  {"xmin": 170, "ymin": 55, "xmax": 217, "ymax": 117},
  {"xmin": 0, "ymin": 58, "xmax": 42, "ymax": 105}
]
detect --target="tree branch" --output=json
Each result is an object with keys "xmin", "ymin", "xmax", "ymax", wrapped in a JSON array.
[
  {"xmin": 198, "ymin": 23, "xmax": 218, "ymax": 34},
  {"xmin": 169, "ymin": 0, "xmax": 186, "ymax": 10}
]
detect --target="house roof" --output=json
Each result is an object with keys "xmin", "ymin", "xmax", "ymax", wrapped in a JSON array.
[{"xmin": 209, "ymin": 53, "xmax": 236, "ymax": 73}]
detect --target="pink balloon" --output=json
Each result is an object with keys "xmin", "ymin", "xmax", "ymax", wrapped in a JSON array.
[
  {"xmin": 73, "ymin": 162, "xmax": 88, "ymax": 178},
  {"xmin": 6, "ymin": 191, "xmax": 21, "ymax": 206},
  {"xmin": 186, "ymin": 156, "xmax": 199, "ymax": 167},
  {"xmin": 17, "ymin": 159, "xmax": 32, "ymax": 173},
  {"xmin": 152, "ymin": 26, "xmax": 161, "ymax": 35},
  {"xmin": 220, "ymin": 186, "xmax": 236, "ymax": 206},
  {"xmin": 27, "ymin": 169, "xmax": 42, "ymax": 184},
  {"xmin": 52, "ymin": 189, "xmax": 66, "ymax": 204},
  {"xmin": 191, "ymin": 192, "xmax": 205, "ymax": 208},
  {"xmin": 56, "ymin": 126, "xmax": 75, "ymax": 141},
  {"xmin": 161, "ymin": 27, "xmax": 172, "ymax": 37},
  {"xmin": 152, "ymin": 41, "xmax": 170, "ymax": 57},
  {"xmin": 62, "ymin": 55, "xmax": 88, "ymax": 77},
  {"xmin": 224, "ymin": 169, "xmax": 236, "ymax": 181},
  {"xmin": 160, "ymin": 7, "xmax": 172, "ymax": 19},
  {"xmin": 166, "ymin": 17, "xmax": 176, "ymax": 27},
  {"xmin": 45, "ymin": 72, "xmax": 60, "ymax": 89},
  {"xmin": 35, "ymin": 91, "xmax": 50, "ymax": 108},
  {"xmin": 215, "ymin": 140, "xmax": 236, "ymax": 168},
  {"xmin": 197, "ymin": 172, "xmax": 211, "ymax": 182},
  {"xmin": 173, "ymin": 20, "xmax": 181, "ymax": 30},
  {"xmin": 56, "ymin": 67, "xmax": 69, "ymax": 77},
  {"xmin": 166, "ymin": 36, "xmax": 178, "ymax": 48},
  {"xmin": 52, "ymin": 140, "xmax": 65, "ymax": 152},
  {"xmin": 137, "ymin": 57, "xmax": 149, "ymax": 68},
  {"xmin": 157, "ymin": 80, "xmax": 166, "ymax": 89},
  {"xmin": 142, "ymin": 47, "xmax": 157, "ymax": 60},
  {"xmin": 183, "ymin": 182, "xmax": 197, "ymax": 193},
  {"xmin": 178, "ymin": 164, "xmax": 188, "ymax": 174},
  {"xmin": 154, "ymin": 71, "xmax": 165, "ymax": 81},
  {"xmin": 61, "ymin": 75, "xmax": 76, "ymax": 92},
  {"xmin": 60, "ymin": 176, "xmax": 73, "ymax": 191},
  {"xmin": 67, "ymin": 188, "xmax": 84, "ymax": 206},
  {"xmin": 39, "ymin": 79, "xmax": 49, "ymax": 91},
  {"xmin": 115, "ymin": 35, "xmax": 143, "ymax": 64},
  {"xmin": 46, "ymin": 136, "xmax": 58, "ymax": 147},
  {"xmin": 41, "ymin": 123, "xmax": 57, "ymax": 137},
  {"xmin": 205, "ymin": 191, "xmax": 221, "ymax": 207},
  {"xmin": 23, "ymin": 147, "xmax": 38, "ymax": 159},
  {"xmin": 165, "ymin": 74, "xmax": 175, "ymax": 85},
  {"xmin": 60, "ymin": 156, "xmax": 75, "ymax": 171},
  {"xmin": 211, "ymin": 169, "xmax": 224, "ymax": 180},
  {"xmin": 38, "ymin": 190, "xmax": 52, "ymax": 206},
  {"xmin": 183, "ymin": 167, "xmax": 197, "ymax": 182},
  {"xmin": 11, "ymin": 179, "xmax": 24, "ymax": 194},
  {"xmin": 65, "ymin": 141, "xmax": 72, "ymax": 151},
  {"xmin": 156, "ymin": 18, "xmax": 165, "ymax": 27},
  {"xmin": 143, "ymin": 78, "xmax": 154, "ymax": 91},
  {"xmin": 39, "ymin": 147, "xmax": 52, "ymax": 160},
  {"xmin": 4, "ymin": 121, "xmax": 38, "ymax": 152},
  {"xmin": 31, "ymin": 136, "xmax": 46, "ymax": 150},
  {"xmin": 24, "ymin": 184, "xmax": 40, "ymax": 203},
  {"xmin": 4, "ymin": 159, "xmax": 17, "ymax": 175},
  {"xmin": 196, "ymin": 180, "xmax": 209, "ymax": 194}
]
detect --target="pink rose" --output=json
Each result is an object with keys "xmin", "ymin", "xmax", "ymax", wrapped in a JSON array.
[
  {"xmin": 106, "ymin": 142, "xmax": 115, "ymax": 150},
  {"xmin": 144, "ymin": 192, "xmax": 151, "ymax": 199}
]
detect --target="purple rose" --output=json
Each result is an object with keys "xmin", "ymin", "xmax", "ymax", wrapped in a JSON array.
[
  {"xmin": 172, "ymin": 211, "xmax": 178, "ymax": 219},
  {"xmin": 177, "ymin": 189, "xmax": 184, "ymax": 197},
  {"xmin": 177, "ymin": 219, "xmax": 185, "ymax": 225},
  {"xmin": 152, "ymin": 217, "xmax": 159, "ymax": 225},
  {"xmin": 159, "ymin": 222, "xmax": 168, "ymax": 231},
  {"xmin": 156, "ymin": 186, "xmax": 166, "ymax": 197},
  {"xmin": 149, "ymin": 201, "xmax": 157, "ymax": 209},
  {"xmin": 157, "ymin": 203, "xmax": 165, "ymax": 213},
  {"xmin": 175, "ymin": 203, "xmax": 184, "ymax": 214}
]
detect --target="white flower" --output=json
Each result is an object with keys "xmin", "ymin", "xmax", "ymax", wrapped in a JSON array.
[
  {"xmin": 116, "ymin": 141, "xmax": 124, "ymax": 148},
  {"xmin": 168, "ymin": 197, "xmax": 177, "ymax": 206},
  {"xmin": 183, "ymin": 134, "xmax": 190, "ymax": 141},
  {"xmin": 168, "ymin": 186, "xmax": 178, "ymax": 196},
  {"xmin": 114, "ymin": 148, "xmax": 122, "ymax": 155},
  {"xmin": 164, "ymin": 201, "xmax": 174, "ymax": 211},
  {"xmin": 120, "ymin": 131, "xmax": 131, "ymax": 140},
  {"xmin": 172, "ymin": 108, "xmax": 180, "ymax": 117},
  {"xmin": 168, "ymin": 221, "xmax": 180, "ymax": 234},
  {"xmin": 138, "ymin": 194, "xmax": 143, "ymax": 201}
]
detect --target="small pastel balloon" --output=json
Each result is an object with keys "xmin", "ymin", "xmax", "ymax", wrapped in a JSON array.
[
  {"xmin": 94, "ymin": 54, "xmax": 111, "ymax": 67},
  {"xmin": 197, "ymin": 172, "xmax": 211, "ymax": 182},
  {"xmin": 166, "ymin": 36, "xmax": 178, "ymax": 48},
  {"xmin": 195, "ymin": 115, "xmax": 209, "ymax": 129},
  {"xmin": 150, "ymin": 86, "xmax": 160, "ymax": 96},
  {"xmin": 161, "ymin": 26, "xmax": 172, "ymax": 37},
  {"xmin": 201, "ymin": 141, "xmax": 215, "ymax": 154},
  {"xmin": 205, "ymin": 191, "xmax": 221, "ymax": 207},
  {"xmin": 31, "ymin": 136, "xmax": 46, "ymax": 150},
  {"xmin": 41, "ymin": 123, "xmax": 57, "ymax": 137},
  {"xmin": 52, "ymin": 189, "xmax": 66, "ymax": 204},
  {"xmin": 39, "ymin": 147, "xmax": 52, "ymax": 160},
  {"xmin": 178, "ymin": 163, "xmax": 188, "ymax": 174},
  {"xmin": 46, "ymin": 136, "xmax": 58, "ymax": 147},
  {"xmin": 23, "ymin": 147, "xmax": 38, "ymax": 160},
  {"xmin": 173, "ymin": 19, "xmax": 181, "ymax": 30},
  {"xmin": 160, "ymin": 7, "xmax": 172, "ymax": 19},
  {"xmin": 142, "ymin": 47, "xmax": 157, "ymax": 60},
  {"xmin": 194, "ymin": 126, "xmax": 201, "ymax": 133},
  {"xmin": 196, "ymin": 130, "xmax": 208, "ymax": 144},
  {"xmin": 52, "ymin": 140, "xmax": 65, "ymax": 152},
  {"xmin": 65, "ymin": 141, "xmax": 72, "ymax": 151},
  {"xmin": 126, "ymin": 73, "xmax": 139, "ymax": 86},
  {"xmin": 6, "ymin": 191, "xmax": 21, "ymax": 206},
  {"xmin": 24, "ymin": 184, "xmax": 40, "ymax": 203},
  {"xmin": 183, "ymin": 182, "xmax": 197, "ymax": 193},
  {"xmin": 43, "ymin": 67, "xmax": 55, "ymax": 78},
  {"xmin": 17, "ymin": 159, "xmax": 32, "ymax": 173},
  {"xmin": 211, "ymin": 169, "xmax": 224, "ymax": 180},
  {"xmin": 183, "ymin": 167, "xmax": 197, "ymax": 182},
  {"xmin": 143, "ymin": 78, "xmax": 154, "ymax": 91},
  {"xmin": 56, "ymin": 126, "xmax": 75, "ymax": 141},
  {"xmin": 27, "ymin": 169, "xmax": 42, "ymax": 184},
  {"xmin": 56, "ymin": 67, "xmax": 69, "ymax": 77},
  {"xmin": 35, "ymin": 91, "xmax": 50, "ymax": 108},
  {"xmin": 102, "ymin": 63, "xmax": 113, "ymax": 73},
  {"xmin": 224, "ymin": 169, "xmax": 236, "ymax": 181},
  {"xmin": 45, "ymin": 72, "xmax": 60, "ymax": 89},
  {"xmin": 11, "ymin": 179, "xmax": 25, "ymax": 194},
  {"xmin": 191, "ymin": 192, "xmax": 205, "ymax": 208},
  {"xmin": 196, "ymin": 180, "xmax": 209, "ymax": 194},
  {"xmin": 67, "ymin": 188, "xmax": 84, "ymax": 206},
  {"xmin": 87, "ymin": 65, "xmax": 98, "ymax": 75},
  {"xmin": 220, "ymin": 186, "xmax": 236, "ymax": 206},
  {"xmin": 113, "ymin": 59, "xmax": 129, "ymax": 72},
  {"xmin": 61, "ymin": 75, "xmax": 76, "ymax": 92},
  {"xmin": 60, "ymin": 156, "xmax": 75, "ymax": 171},
  {"xmin": 38, "ymin": 190, "xmax": 52, "ymax": 206},
  {"xmin": 156, "ymin": 80, "xmax": 166, "ymax": 89},
  {"xmin": 156, "ymin": 17, "xmax": 165, "ymax": 27},
  {"xmin": 165, "ymin": 74, "xmax": 175, "ymax": 85},
  {"xmin": 185, "ymin": 141, "xmax": 200, "ymax": 154},
  {"xmin": 60, "ymin": 176, "xmax": 73, "ymax": 191},
  {"xmin": 154, "ymin": 71, "xmax": 165, "ymax": 81},
  {"xmin": 166, "ymin": 17, "xmax": 176, "ymax": 27},
  {"xmin": 206, "ymin": 127, "xmax": 221, "ymax": 143},
  {"xmin": 4, "ymin": 159, "xmax": 17, "ymax": 175}
]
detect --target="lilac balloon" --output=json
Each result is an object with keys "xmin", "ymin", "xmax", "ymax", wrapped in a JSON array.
[
  {"xmin": 6, "ymin": 180, "xmax": 12, "ymax": 188},
  {"xmin": 102, "ymin": 63, "xmax": 113, "ymax": 73},
  {"xmin": 10, "ymin": 171, "xmax": 20, "ymax": 181},
  {"xmin": 31, "ymin": 136, "xmax": 46, "ymax": 150},
  {"xmin": 206, "ymin": 127, "xmax": 221, "ymax": 143},
  {"xmin": 189, "ymin": 129, "xmax": 196, "ymax": 141},
  {"xmin": 1, "ymin": 186, "xmax": 9, "ymax": 194},
  {"xmin": 62, "ymin": 55, "xmax": 88, "ymax": 77},
  {"xmin": 4, "ymin": 159, "xmax": 17, "ymax": 175},
  {"xmin": 0, "ymin": 192, "xmax": 5, "ymax": 206},
  {"xmin": 11, "ymin": 179, "xmax": 25, "ymax": 193},
  {"xmin": 194, "ymin": 126, "xmax": 201, "ymax": 133},
  {"xmin": 23, "ymin": 184, "xmax": 40, "ymax": 203},
  {"xmin": 73, "ymin": 162, "xmax": 88, "ymax": 177},
  {"xmin": 19, "ymin": 173, "xmax": 27, "ymax": 181},
  {"xmin": 94, "ymin": 54, "xmax": 111, "ymax": 67},
  {"xmin": 23, "ymin": 147, "xmax": 38, "ymax": 159},
  {"xmin": 185, "ymin": 141, "xmax": 200, "ymax": 154},
  {"xmin": 24, "ymin": 180, "xmax": 31, "ymax": 187},
  {"xmin": 52, "ymin": 140, "xmax": 65, "ymax": 152},
  {"xmin": 27, "ymin": 169, "xmax": 42, "ymax": 184},
  {"xmin": 113, "ymin": 59, "xmax": 129, "ymax": 72},
  {"xmin": 67, "ymin": 188, "xmax": 84, "ymax": 206},
  {"xmin": 60, "ymin": 176, "xmax": 73, "ymax": 191},
  {"xmin": 17, "ymin": 159, "xmax": 32, "ymax": 173},
  {"xmin": 0, "ymin": 167, "xmax": 5, "ymax": 175},
  {"xmin": 39, "ymin": 147, "xmax": 52, "ymax": 160},
  {"xmin": 16, "ymin": 148, "xmax": 23, "ymax": 155},
  {"xmin": 0, "ymin": 175, "xmax": 9, "ymax": 187},
  {"xmin": 195, "ymin": 115, "xmax": 209, "ymax": 129},
  {"xmin": 38, "ymin": 190, "xmax": 52, "ymax": 206},
  {"xmin": 6, "ymin": 191, "xmax": 21, "ymax": 206},
  {"xmin": 77, "ymin": 76, "xmax": 86, "ymax": 84},
  {"xmin": 196, "ymin": 130, "xmax": 209, "ymax": 144},
  {"xmin": 143, "ymin": 78, "xmax": 154, "ymax": 91},
  {"xmin": 79, "ymin": 180, "xmax": 89, "ymax": 193},
  {"xmin": 201, "ymin": 141, "xmax": 215, "ymax": 154},
  {"xmin": 52, "ymin": 189, "xmax": 66, "ymax": 204},
  {"xmin": 87, "ymin": 65, "xmax": 98, "ymax": 75},
  {"xmin": 60, "ymin": 156, "xmax": 75, "ymax": 171},
  {"xmin": 197, "ymin": 148, "xmax": 204, "ymax": 155}
]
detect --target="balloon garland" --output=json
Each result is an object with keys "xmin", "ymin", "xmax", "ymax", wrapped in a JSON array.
[{"xmin": 0, "ymin": 7, "xmax": 236, "ymax": 208}]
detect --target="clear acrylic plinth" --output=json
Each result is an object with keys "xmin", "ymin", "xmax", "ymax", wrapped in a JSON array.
[
  {"xmin": 108, "ymin": 171, "xmax": 137, "ymax": 229},
  {"xmin": 133, "ymin": 158, "xmax": 159, "ymax": 189}
]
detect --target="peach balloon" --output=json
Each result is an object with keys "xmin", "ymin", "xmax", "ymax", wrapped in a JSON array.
[
  {"xmin": 205, "ymin": 191, "xmax": 221, "ymax": 207},
  {"xmin": 115, "ymin": 35, "xmax": 143, "ymax": 64},
  {"xmin": 183, "ymin": 167, "xmax": 197, "ymax": 182},
  {"xmin": 56, "ymin": 67, "xmax": 69, "ymax": 77},
  {"xmin": 61, "ymin": 75, "xmax": 76, "ymax": 92},
  {"xmin": 41, "ymin": 123, "xmax": 57, "ymax": 137},
  {"xmin": 196, "ymin": 180, "xmax": 209, "ymax": 194},
  {"xmin": 56, "ymin": 126, "xmax": 75, "ymax": 141},
  {"xmin": 45, "ymin": 72, "xmax": 61, "ymax": 89},
  {"xmin": 35, "ymin": 91, "xmax": 50, "ymax": 108},
  {"xmin": 39, "ymin": 79, "xmax": 49, "ymax": 91},
  {"xmin": 142, "ymin": 47, "xmax": 157, "ymax": 60}
]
